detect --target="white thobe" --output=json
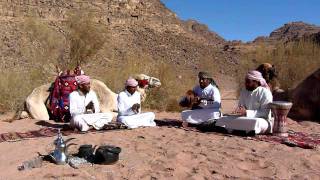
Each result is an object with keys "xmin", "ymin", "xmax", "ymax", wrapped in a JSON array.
[
  {"xmin": 216, "ymin": 87, "xmax": 273, "ymax": 134},
  {"xmin": 117, "ymin": 90, "xmax": 156, "ymax": 129},
  {"xmin": 69, "ymin": 90, "xmax": 113, "ymax": 131},
  {"xmin": 181, "ymin": 84, "xmax": 222, "ymax": 124}
]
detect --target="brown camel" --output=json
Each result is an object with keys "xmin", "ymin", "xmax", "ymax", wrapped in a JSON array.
[
  {"xmin": 256, "ymin": 63, "xmax": 283, "ymax": 93},
  {"xmin": 288, "ymin": 68, "xmax": 320, "ymax": 120}
]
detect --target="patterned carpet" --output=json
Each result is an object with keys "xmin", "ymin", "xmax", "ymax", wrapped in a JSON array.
[
  {"xmin": 253, "ymin": 130, "xmax": 320, "ymax": 149},
  {"xmin": 0, "ymin": 122, "xmax": 127, "ymax": 143},
  {"xmin": 1, "ymin": 120, "xmax": 319, "ymax": 149}
]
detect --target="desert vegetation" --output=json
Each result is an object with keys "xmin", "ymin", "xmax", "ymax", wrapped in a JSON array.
[
  {"xmin": 0, "ymin": 11, "xmax": 200, "ymax": 112},
  {"xmin": 239, "ymin": 39, "xmax": 320, "ymax": 90},
  {"xmin": 1, "ymin": 10, "xmax": 319, "ymax": 113}
]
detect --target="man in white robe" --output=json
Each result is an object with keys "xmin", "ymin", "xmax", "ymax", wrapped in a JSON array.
[
  {"xmin": 117, "ymin": 78, "xmax": 156, "ymax": 129},
  {"xmin": 181, "ymin": 72, "xmax": 221, "ymax": 127},
  {"xmin": 69, "ymin": 75, "xmax": 113, "ymax": 131},
  {"xmin": 215, "ymin": 70, "xmax": 273, "ymax": 134}
]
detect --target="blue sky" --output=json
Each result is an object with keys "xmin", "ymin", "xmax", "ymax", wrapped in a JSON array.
[{"xmin": 161, "ymin": 0, "xmax": 320, "ymax": 42}]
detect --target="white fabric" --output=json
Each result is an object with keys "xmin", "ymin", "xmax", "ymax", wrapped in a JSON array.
[
  {"xmin": 117, "ymin": 90, "xmax": 141, "ymax": 116},
  {"xmin": 180, "ymin": 84, "xmax": 221, "ymax": 124},
  {"xmin": 215, "ymin": 116, "xmax": 271, "ymax": 134},
  {"xmin": 69, "ymin": 90, "xmax": 100, "ymax": 116},
  {"xmin": 238, "ymin": 87, "xmax": 273, "ymax": 119},
  {"xmin": 118, "ymin": 112, "xmax": 156, "ymax": 129},
  {"xmin": 181, "ymin": 108, "xmax": 221, "ymax": 124},
  {"xmin": 70, "ymin": 113, "xmax": 113, "ymax": 131},
  {"xmin": 117, "ymin": 90, "xmax": 156, "ymax": 128},
  {"xmin": 193, "ymin": 84, "xmax": 221, "ymax": 109},
  {"xmin": 215, "ymin": 86, "xmax": 273, "ymax": 134},
  {"xmin": 69, "ymin": 90, "xmax": 113, "ymax": 131}
]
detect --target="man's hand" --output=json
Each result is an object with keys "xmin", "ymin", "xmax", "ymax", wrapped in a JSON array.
[
  {"xmin": 193, "ymin": 96, "xmax": 201, "ymax": 105},
  {"xmin": 86, "ymin": 101, "xmax": 95, "ymax": 113},
  {"xmin": 234, "ymin": 106, "xmax": 246, "ymax": 116},
  {"xmin": 131, "ymin": 103, "xmax": 140, "ymax": 113}
]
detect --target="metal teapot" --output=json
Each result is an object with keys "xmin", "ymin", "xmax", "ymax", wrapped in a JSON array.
[{"xmin": 49, "ymin": 129, "xmax": 76, "ymax": 165}]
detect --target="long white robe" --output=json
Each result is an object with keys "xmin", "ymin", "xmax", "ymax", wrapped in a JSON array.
[
  {"xmin": 215, "ymin": 87, "xmax": 273, "ymax": 134},
  {"xmin": 117, "ymin": 90, "xmax": 156, "ymax": 129},
  {"xmin": 181, "ymin": 84, "xmax": 221, "ymax": 124},
  {"xmin": 69, "ymin": 90, "xmax": 113, "ymax": 131}
]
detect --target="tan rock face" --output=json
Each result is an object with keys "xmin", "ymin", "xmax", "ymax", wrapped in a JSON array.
[
  {"xmin": 0, "ymin": 0, "xmax": 234, "ymax": 74},
  {"xmin": 253, "ymin": 21, "xmax": 320, "ymax": 44}
]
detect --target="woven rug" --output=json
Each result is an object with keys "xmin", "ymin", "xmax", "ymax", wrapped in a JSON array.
[
  {"xmin": 0, "ymin": 122, "xmax": 127, "ymax": 143},
  {"xmin": 251, "ymin": 130, "xmax": 320, "ymax": 149}
]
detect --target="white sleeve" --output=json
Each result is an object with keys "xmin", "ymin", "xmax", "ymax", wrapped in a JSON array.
[
  {"xmin": 69, "ymin": 93, "xmax": 83, "ymax": 116},
  {"xmin": 207, "ymin": 86, "xmax": 221, "ymax": 108},
  {"xmin": 255, "ymin": 89, "xmax": 273, "ymax": 119},
  {"xmin": 117, "ymin": 93, "xmax": 134, "ymax": 116}
]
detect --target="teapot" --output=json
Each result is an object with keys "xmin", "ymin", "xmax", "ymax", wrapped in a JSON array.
[{"xmin": 49, "ymin": 129, "xmax": 76, "ymax": 165}]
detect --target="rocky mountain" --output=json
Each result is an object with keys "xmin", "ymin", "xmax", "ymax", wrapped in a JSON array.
[
  {"xmin": 253, "ymin": 21, "xmax": 320, "ymax": 43},
  {"xmin": 0, "ymin": 0, "xmax": 241, "ymax": 77},
  {"xmin": 1, "ymin": 0, "xmax": 317, "ymax": 83}
]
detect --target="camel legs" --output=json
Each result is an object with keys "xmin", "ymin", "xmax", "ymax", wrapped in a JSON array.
[
  {"xmin": 26, "ymin": 98, "xmax": 50, "ymax": 120},
  {"xmin": 25, "ymin": 84, "xmax": 51, "ymax": 120}
]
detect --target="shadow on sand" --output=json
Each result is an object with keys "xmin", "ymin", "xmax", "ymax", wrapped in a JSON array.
[
  {"xmin": 35, "ymin": 120, "xmax": 72, "ymax": 130},
  {"xmin": 154, "ymin": 119, "xmax": 255, "ymax": 136}
]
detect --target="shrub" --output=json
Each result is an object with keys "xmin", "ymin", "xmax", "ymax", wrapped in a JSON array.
[{"xmin": 239, "ymin": 40, "xmax": 320, "ymax": 90}]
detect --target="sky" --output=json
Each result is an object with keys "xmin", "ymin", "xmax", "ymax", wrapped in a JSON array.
[{"xmin": 161, "ymin": 0, "xmax": 320, "ymax": 42}]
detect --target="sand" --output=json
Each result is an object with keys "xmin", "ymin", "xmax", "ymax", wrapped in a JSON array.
[{"xmin": 0, "ymin": 101, "xmax": 320, "ymax": 180}]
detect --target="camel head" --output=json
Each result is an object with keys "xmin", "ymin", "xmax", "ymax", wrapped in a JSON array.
[
  {"xmin": 256, "ymin": 63, "xmax": 278, "ymax": 83},
  {"xmin": 132, "ymin": 74, "xmax": 161, "ymax": 89}
]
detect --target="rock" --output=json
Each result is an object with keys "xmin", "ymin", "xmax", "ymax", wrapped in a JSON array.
[{"xmin": 253, "ymin": 21, "xmax": 320, "ymax": 44}]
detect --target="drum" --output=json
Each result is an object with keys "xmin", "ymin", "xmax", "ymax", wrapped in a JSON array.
[{"xmin": 269, "ymin": 101, "xmax": 293, "ymax": 137}]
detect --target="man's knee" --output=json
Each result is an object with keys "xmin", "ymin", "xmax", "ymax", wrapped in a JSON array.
[
  {"xmin": 104, "ymin": 113, "xmax": 114, "ymax": 120},
  {"xmin": 146, "ymin": 112, "xmax": 155, "ymax": 120}
]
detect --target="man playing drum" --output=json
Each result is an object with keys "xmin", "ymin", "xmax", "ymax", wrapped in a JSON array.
[{"xmin": 216, "ymin": 70, "xmax": 273, "ymax": 134}]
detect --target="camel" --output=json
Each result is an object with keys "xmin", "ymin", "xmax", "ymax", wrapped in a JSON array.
[
  {"xmin": 256, "ymin": 63, "xmax": 283, "ymax": 93},
  {"xmin": 257, "ymin": 64, "xmax": 320, "ymax": 120},
  {"xmin": 20, "ymin": 74, "xmax": 161, "ymax": 120},
  {"xmin": 286, "ymin": 68, "xmax": 320, "ymax": 120}
]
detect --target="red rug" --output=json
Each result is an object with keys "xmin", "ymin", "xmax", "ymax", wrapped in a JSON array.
[
  {"xmin": 252, "ymin": 130, "xmax": 320, "ymax": 149},
  {"xmin": 0, "ymin": 123, "xmax": 127, "ymax": 143}
]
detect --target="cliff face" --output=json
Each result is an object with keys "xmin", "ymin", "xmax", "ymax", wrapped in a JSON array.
[
  {"xmin": 0, "ymin": 0, "xmax": 234, "ymax": 74},
  {"xmin": 253, "ymin": 22, "xmax": 320, "ymax": 43}
]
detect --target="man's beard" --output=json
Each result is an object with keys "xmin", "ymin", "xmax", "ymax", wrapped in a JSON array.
[{"xmin": 246, "ymin": 86, "xmax": 256, "ymax": 91}]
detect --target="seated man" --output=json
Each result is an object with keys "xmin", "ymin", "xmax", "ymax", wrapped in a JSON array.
[
  {"xmin": 117, "ymin": 78, "xmax": 156, "ymax": 129},
  {"xmin": 181, "ymin": 71, "xmax": 221, "ymax": 127},
  {"xmin": 215, "ymin": 70, "xmax": 273, "ymax": 134},
  {"xmin": 69, "ymin": 75, "xmax": 113, "ymax": 131}
]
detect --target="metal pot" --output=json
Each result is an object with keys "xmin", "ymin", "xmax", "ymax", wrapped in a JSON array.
[{"xmin": 94, "ymin": 145, "xmax": 121, "ymax": 165}]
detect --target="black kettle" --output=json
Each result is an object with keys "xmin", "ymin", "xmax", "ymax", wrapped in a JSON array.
[
  {"xmin": 94, "ymin": 145, "xmax": 121, "ymax": 165},
  {"xmin": 77, "ymin": 144, "xmax": 96, "ymax": 162}
]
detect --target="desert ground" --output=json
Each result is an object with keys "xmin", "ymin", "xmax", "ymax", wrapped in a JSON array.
[{"xmin": 0, "ymin": 99, "xmax": 320, "ymax": 180}]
